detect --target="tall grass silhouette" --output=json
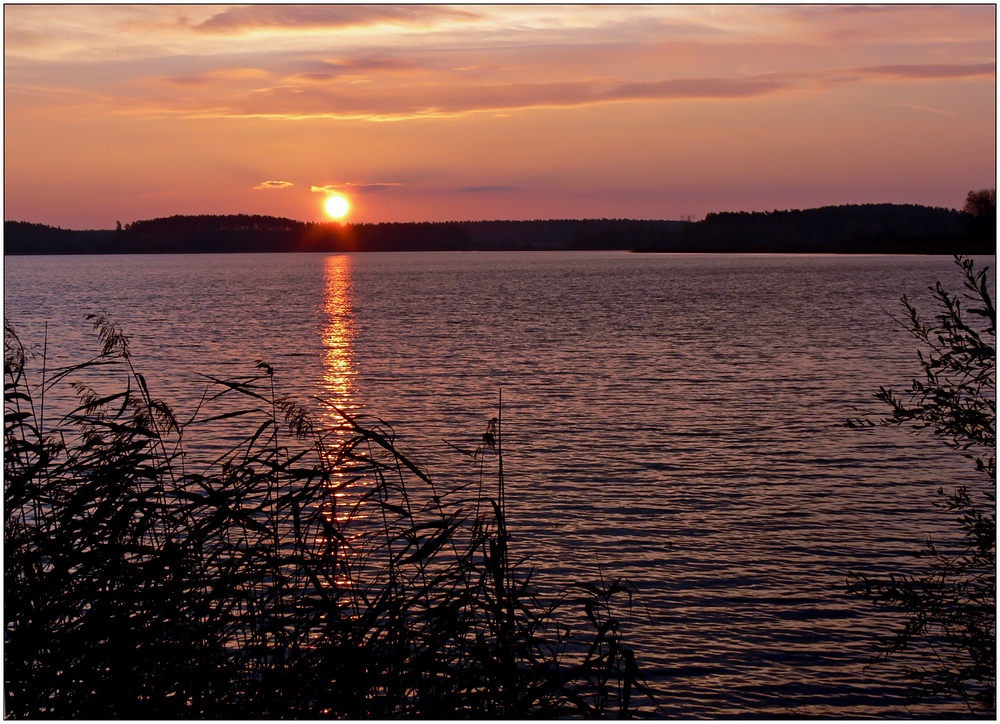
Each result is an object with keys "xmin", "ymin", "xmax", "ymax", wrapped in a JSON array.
[{"xmin": 5, "ymin": 314, "xmax": 654, "ymax": 717}]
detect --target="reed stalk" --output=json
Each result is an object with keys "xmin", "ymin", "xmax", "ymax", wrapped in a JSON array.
[{"xmin": 4, "ymin": 316, "xmax": 655, "ymax": 718}]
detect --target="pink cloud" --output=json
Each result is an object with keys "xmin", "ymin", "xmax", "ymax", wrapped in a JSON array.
[
  {"xmin": 859, "ymin": 63, "xmax": 995, "ymax": 80},
  {"xmin": 160, "ymin": 68, "xmax": 271, "ymax": 87},
  {"xmin": 206, "ymin": 63, "xmax": 992, "ymax": 120},
  {"xmin": 193, "ymin": 5, "xmax": 477, "ymax": 34}
]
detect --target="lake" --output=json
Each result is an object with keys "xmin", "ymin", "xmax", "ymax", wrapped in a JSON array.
[{"xmin": 4, "ymin": 251, "xmax": 993, "ymax": 717}]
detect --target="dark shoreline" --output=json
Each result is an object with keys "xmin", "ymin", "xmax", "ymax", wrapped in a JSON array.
[{"xmin": 5, "ymin": 203, "xmax": 995, "ymax": 256}]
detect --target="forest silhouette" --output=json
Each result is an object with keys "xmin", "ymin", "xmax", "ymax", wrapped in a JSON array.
[{"xmin": 4, "ymin": 202, "xmax": 994, "ymax": 256}]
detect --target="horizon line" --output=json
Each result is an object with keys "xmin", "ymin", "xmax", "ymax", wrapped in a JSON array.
[{"xmin": 4, "ymin": 199, "xmax": 975, "ymax": 232}]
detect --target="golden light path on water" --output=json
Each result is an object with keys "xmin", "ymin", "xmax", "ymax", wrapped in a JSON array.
[
  {"xmin": 320, "ymin": 254, "xmax": 357, "ymax": 427},
  {"xmin": 318, "ymin": 254, "xmax": 363, "ymax": 574}
]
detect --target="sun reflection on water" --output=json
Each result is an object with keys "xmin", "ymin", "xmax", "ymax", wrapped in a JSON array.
[
  {"xmin": 317, "ymin": 253, "xmax": 368, "ymax": 581},
  {"xmin": 320, "ymin": 254, "xmax": 357, "ymax": 424}
]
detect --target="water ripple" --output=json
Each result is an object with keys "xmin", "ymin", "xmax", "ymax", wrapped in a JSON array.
[{"xmin": 5, "ymin": 251, "xmax": 992, "ymax": 717}]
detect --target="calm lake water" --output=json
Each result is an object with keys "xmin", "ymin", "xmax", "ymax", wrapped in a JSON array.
[{"xmin": 4, "ymin": 251, "xmax": 994, "ymax": 717}]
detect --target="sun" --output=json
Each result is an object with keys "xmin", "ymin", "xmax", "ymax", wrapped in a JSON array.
[{"xmin": 324, "ymin": 195, "xmax": 349, "ymax": 219}]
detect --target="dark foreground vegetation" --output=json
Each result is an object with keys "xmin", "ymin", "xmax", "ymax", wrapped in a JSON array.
[
  {"xmin": 849, "ymin": 255, "xmax": 996, "ymax": 715},
  {"xmin": 4, "ymin": 316, "xmax": 655, "ymax": 717},
  {"xmin": 4, "ymin": 195, "xmax": 995, "ymax": 255}
]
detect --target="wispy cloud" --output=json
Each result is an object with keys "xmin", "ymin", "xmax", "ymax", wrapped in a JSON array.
[
  {"xmin": 254, "ymin": 180, "xmax": 294, "ymax": 190},
  {"xmin": 164, "ymin": 67, "xmax": 271, "ymax": 87},
  {"xmin": 171, "ymin": 62, "xmax": 993, "ymax": 121},
  {"xmin": 3, "ymin": 27, "xmax": 46, "ymax": 50},
  {"xmin": 311, "ymin": 182, "xmax": 404, "ymax": 195},
  {"xmin": 192, "ymin": 5, "xmax": 478, "ymax": 34},
  {"xmin": 756, "ymin": 63, "xmax": 996, "ymax": 90},
  {"xmin": 859, "ymin": 63, "xmax": 995, "ymax": 80},
  {"xmin": 890, "ymin": 103, "xmax": 956, "ymax": 117},
  {"xmin": 289, "ymin": 55, "xmax": 421, "ymax": 82}
]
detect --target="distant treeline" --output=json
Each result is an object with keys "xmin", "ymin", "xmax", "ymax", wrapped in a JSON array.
[
  {"xmin": 4, "ymin": 204, "xmax": 994, "ymax": 255},
  {"xmin": 640, "ymin": 204, "xmax": 992, "ymax": 254}
]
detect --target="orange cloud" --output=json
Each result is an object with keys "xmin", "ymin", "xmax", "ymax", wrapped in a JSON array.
[{"xmin": 254, "ymin": 180, "xmax": 294, "ymax": 190}]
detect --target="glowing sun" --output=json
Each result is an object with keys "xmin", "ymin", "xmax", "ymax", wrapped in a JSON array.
[{"xmin": 325, "ymin": 195, "xmax": 349, "ymax": 219}]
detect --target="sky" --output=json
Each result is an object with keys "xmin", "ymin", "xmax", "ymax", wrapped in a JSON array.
[{"xmin": 4, "ymin": 3, "xmax": 996, "ymax": 228}]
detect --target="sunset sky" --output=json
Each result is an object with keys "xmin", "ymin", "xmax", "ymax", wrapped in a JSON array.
[{"xmin": 4, "ymin": 3, "xmax": 996, "ymax": 228}]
